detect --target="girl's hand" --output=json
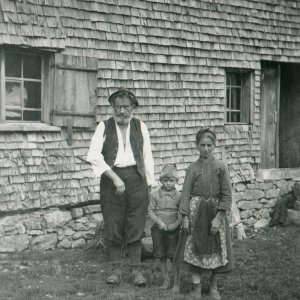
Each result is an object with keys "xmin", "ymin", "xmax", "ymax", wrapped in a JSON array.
[
  {"xmin": 211, "ymin": 213, "xmax": 223, "ymax": 235},
  {"xmin": 182, "ymin": 216, "xmax": 189, "ymax": 230},
  {"xmin": 157, "ymin": 220, "xmax": 167, "ymax": 231},
  {"xmin": 167, "ymin": 223, "xmax": 178, "ymax": 231}
]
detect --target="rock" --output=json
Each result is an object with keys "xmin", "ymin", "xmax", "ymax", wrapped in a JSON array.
[
  {"xmin": 260, "ymin": 198, "xmax": 278, "ymax": 208},
  {"xmin": 0, "ymin": 235, "xmax": 30, "ymax": 252},
  {"xmin": 246, "ymin": 184, "xmax": 256, "ymax": 190},
  {"xmin": 279, "ymin": 182, "xmax": 294, "ymax": 196},
  {"xmin": 70, "ymin": 223, "xmax": 89, "ymax": 231},
  {"xmin": 255, "ymin": 182, "xmax": 275, "ymax": 190},
  {"xmin": 245, "ymin": 217, "xmax": 256, "ymax": 226},
  {"xmin": 235, "ymin": 183, "xmax": 246, "ymax": 192},
  {"xmin": 244, "ymin": 190, "xmax": 265, "ymax": 200},
  {"xmin": 233, "ymin": 192, "xmax": 245, "ymax": 202},
  {"xmin": 63, "ymin": 228, "xmax": 74, "ymax": 236},
  {"xmin": 83, "ymin": 205, "xmax": 101, "ymax": 214},
  {"xmin": 28, "ymin": 230, "xmax": 44, "ymax": 235},
  {"xmin": 287, "ymin": 209, "xmax": 300, "ymax": 225},
  {"xmin": 254, "ymin": 219, "xmax": 269, "ymax": 229},
  {"xmin": 0, "ymin": 217, "xmax": 25, "ymax": 235},
  {"xmin": 240, "ymin": 210, "xmax": 252, "ymax": 219},
  {"xmin": 0, "ymin": 216, "xmax": 19, "ymax": 227},
  {"xmin": 259, "ymin": 208, "xmax": 272, "ymax": 219},
  {"xmin": 75, "ymin": 217, "xmax": 89, "ymax": 224},
  {"xmin": 31, "ymin": 234, "xmax": 57, "ymax": 250},
  {"xmin": 72, "ymin": 239, "xmax": 86, "ymax": 248},
  {"xmin": 265, "ymin": 189, "xmax": 280, "ymax": 199},
  {"xmin": 57, "ymin": 238, "xmax": 72, "ymax": 249},
  {"xmin": 43, "ymin": 211, "xmax": 72, "ymax": 228},
  {"xmin": 70, "ymin": 208, "xmax": 83, "ymax": 219},
  {"xmin": 22, "ymin": 214, "xmax": 42, "ymax": 230},
  {"xmin": 87, "ymin": 221, "xmax": 98, "ymax": 229},
  {"xmin": 72, "ymin": 230, "xmax": 95, "ymax": 240},
  {"xmin": 91, "ymin": 213, "xmax": 103, "ymax": 222},
  {"xmin": 237, "ymin": 200, "xmax": 262, "ymax": 210}
]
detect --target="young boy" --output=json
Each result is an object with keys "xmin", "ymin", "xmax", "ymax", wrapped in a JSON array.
[{"xmin": 148, "ymin": 164, "xmax": 182, "ymax": 292}]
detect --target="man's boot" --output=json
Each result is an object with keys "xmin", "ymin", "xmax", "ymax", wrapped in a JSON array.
[
  {"xmin": 127, "ymin": 245, "xmax": 147, "ymax": 287},
  {"xmin": 106, "ymin": 245, "xmax": 122, "ymax": 284}
]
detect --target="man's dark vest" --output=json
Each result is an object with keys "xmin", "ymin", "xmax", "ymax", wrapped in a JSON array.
[{"xmin": 101, "ymin": 117, "xmax": 145, "ymax": 177}]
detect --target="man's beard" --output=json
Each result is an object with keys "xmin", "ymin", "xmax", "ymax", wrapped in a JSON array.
[{"xmin": 114, "ymin": 115, "xmax": 131, "ymax": 125}]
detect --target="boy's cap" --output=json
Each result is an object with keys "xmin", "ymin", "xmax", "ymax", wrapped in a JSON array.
[{"xmin": 159, "ymin": 164, "xmax": 178, "ymax": 179}]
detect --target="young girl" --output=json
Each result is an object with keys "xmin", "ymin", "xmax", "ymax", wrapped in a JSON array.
[
  {"xmin": 179, "ymin": 128, "xmax": 234, "ymax": 300},
  {"xmin": 148, "ymin": 165, "xmax": 182, "ymax": 292}
]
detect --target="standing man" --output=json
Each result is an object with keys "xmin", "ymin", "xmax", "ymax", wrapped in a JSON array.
[{"xmin": 87, "ymin": 88, "xmax": 155, "ymax": 286}]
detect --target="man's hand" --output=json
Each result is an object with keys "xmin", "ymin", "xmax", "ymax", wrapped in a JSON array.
[
  {"xmin": 103, "ymin": 170, "xmax": 125, "ymax": 196},
  {"xmin": 167, "ymin": 223, "xmax": 179, "ymax": 231},
  {"xmin": 157, "ymin": 220, "xmax": 167, "ymax": 231},
  {"xmin": 182, "ymin": 216, "xmax": 189, "ymax": 230},
  {"xmin": 112, "ymin": 177, "xmax": 125, "ymax": 195}
]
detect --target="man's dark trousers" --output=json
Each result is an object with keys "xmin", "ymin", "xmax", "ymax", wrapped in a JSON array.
[{"xmin": 100, "ymin": 165, "xmax": 149, "ymax": 265}]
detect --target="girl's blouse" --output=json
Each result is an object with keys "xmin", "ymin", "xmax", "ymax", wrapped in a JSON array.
[{"xmin": 179, "ymin": 156, "xmax": 232, "ymax": 215}]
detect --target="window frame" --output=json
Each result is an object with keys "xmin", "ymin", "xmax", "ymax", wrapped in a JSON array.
[
  {"xmin": 225, "ymin": 69, "xmax": 253, "ymax": 124},
  {"xmin": 0, "ymin": 47, "xmax": 50, "ymax": 124}
]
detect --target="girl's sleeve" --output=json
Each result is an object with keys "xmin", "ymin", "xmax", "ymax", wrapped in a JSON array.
[
  {"xmin": 218, "ymin": 162, "xmax": 232, "ymax": 211},
  {"xmin": 179, "ymin": 166, "xmax": 194, "ymax": 215}
]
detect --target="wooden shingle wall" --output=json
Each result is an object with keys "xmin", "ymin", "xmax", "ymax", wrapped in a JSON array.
[{"xmin": 1, "ymin": 0, "xmax": 300, "ymax": 187}]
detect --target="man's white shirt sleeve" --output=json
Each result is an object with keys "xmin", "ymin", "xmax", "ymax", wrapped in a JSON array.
[{"xmin": 86, "ymin": 121, "xmax": 111, "ymax": 178}]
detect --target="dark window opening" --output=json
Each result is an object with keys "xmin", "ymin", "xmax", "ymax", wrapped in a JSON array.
[
  {"xmin": 4, "ymin": 51, "xmax": 42, "ymax": 122},
  {"xmin": 225, "ymin": 71, "xmax": 251, "ymax": 123}
]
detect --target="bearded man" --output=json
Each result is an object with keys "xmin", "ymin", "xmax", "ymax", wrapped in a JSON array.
[{"xmin": 87, "ymin": 88, "xmax": 154, "ymax": 286}]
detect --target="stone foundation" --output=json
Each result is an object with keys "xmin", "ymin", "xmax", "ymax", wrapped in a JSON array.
[
  {"xmin": 1, "ymin": 165, "xmax": 300, "ymax": 252},
  {"xmin": 235, "ymin": 169, "xmax": 300, "ymax": 229},
  {"xmin": 0, "ymin": 204, "xmax": 104, "ymax": 252}
]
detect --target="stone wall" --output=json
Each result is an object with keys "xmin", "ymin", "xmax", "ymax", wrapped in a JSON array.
[
  {"xmin": 1, "ymin": 171, "xmax": 299, "ymax": 252},
  {"xmin": 235, "ymin": 178, "xmax": 295, "ymax": 229},
  {"xmin": 0, "ymin": 204, "xmax": 104, "ymax": 252},
  {"xmin": 235, "ymin": 169, "xmax": 300, "ymax": 230}
]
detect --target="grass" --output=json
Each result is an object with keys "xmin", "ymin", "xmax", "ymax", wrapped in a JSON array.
[{"xmin": 0, "ymin": 225, "xmax": 299, "ymax": 300}]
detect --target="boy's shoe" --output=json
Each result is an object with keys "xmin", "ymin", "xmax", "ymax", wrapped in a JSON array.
[
  {"xmin": 171, "ymin": 283, "xmax": 180, "ymax": 293},
  {"xmin": 209, "ymin": 289, "xmax": 221, "ymax": 300},
  {"xmin": 106, "ymin": 269, "xmax": 122, "ymax": 284},
  {"xmin": 159, "ymin": 278, "xmax": 170, "ymax": 290},
  {"xmin": 132, "ymin": 270, "xmax": 147, "ymax": 287},
  {"xmin": 188, "ymin": 283, "xmax": 202, "ymax": 299}
]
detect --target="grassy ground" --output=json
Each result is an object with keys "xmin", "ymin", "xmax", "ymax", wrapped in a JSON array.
[{"xmin": 0, "ymin": 225, "xmax": 299, "ymax": 300}]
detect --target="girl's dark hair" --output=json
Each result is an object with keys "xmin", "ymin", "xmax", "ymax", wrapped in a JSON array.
[{"xmin": 196, "ymin": 128, "xmax": 216, "ymax": 145}]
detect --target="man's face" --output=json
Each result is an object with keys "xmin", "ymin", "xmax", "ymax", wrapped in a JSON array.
[{"xmin": 113, "ymin": 97, "xmax": 134, "ymax": 125}]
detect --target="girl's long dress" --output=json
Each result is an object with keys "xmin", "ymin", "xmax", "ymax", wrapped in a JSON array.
[{"xmin": 179, "ymin": 156, "xmax": 234, "ymax": 273}]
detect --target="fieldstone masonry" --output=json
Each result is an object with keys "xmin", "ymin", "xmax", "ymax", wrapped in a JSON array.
[
  {"xmin": 0, "ymin": 174, "xmax": 298, "ymax": 252},
  {"xmin": 0, "ymin": 204, "xmax": 104, "ymax": 252},
  {"xmin": 234, "ymin": 178, "xmax": 296, "ymax": 229}
]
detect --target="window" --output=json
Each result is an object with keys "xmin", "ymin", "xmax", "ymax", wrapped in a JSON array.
[
  {"xmin": 226, "ymin": 70, "xmax": 251, "ymax": 123},
  {"xmin": 1, "ymin": 49, "xmax": 44, "ymax": 122}
]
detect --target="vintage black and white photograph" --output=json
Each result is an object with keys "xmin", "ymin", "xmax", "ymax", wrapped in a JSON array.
[{"xmin": 0, "ymin": 0, "xmax": 299, "ymax": 299}]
